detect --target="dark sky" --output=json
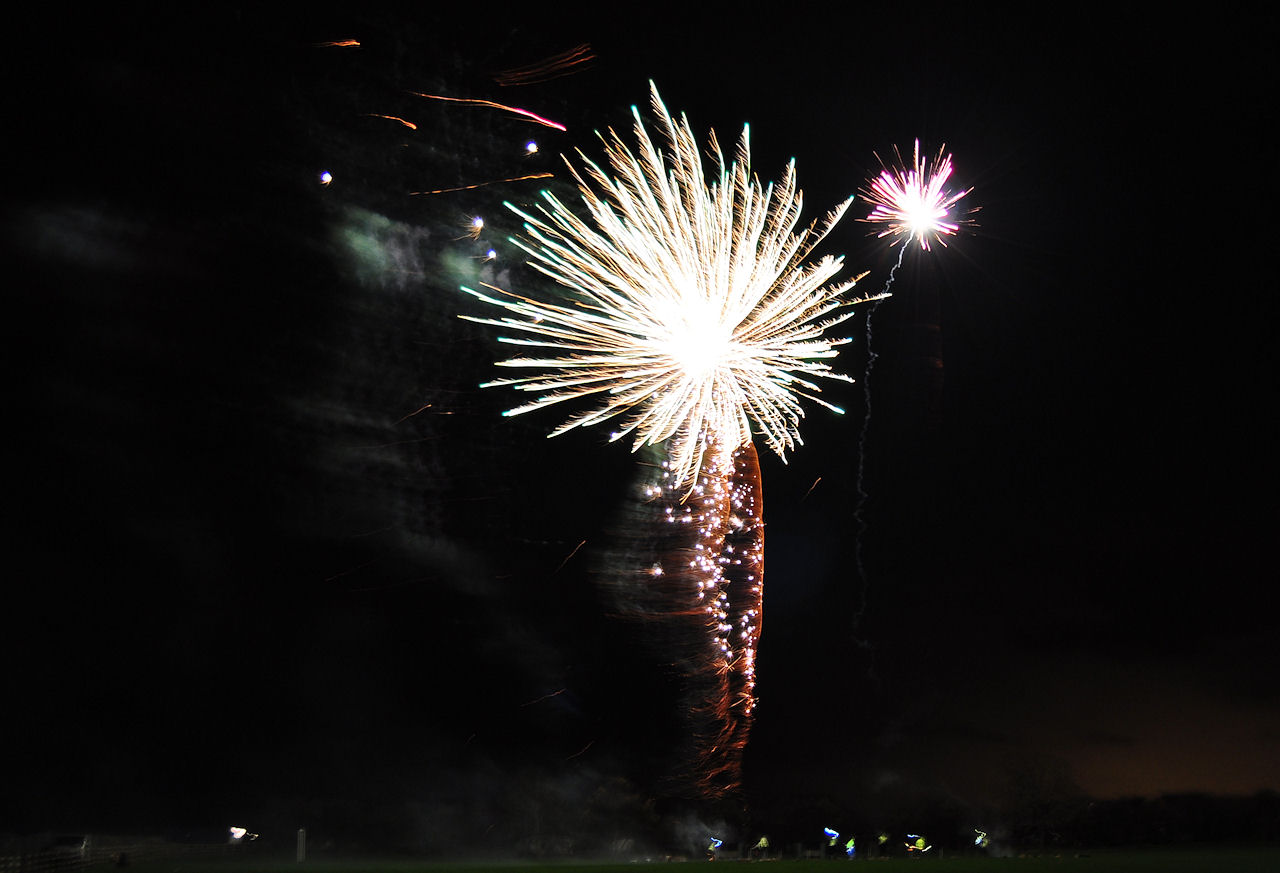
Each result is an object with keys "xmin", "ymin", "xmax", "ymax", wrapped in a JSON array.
[{"xmin": 5, "ymin": 5, "xmax": 1274, "ymax": 851}]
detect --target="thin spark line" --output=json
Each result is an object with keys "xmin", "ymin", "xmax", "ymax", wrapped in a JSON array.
[
  {"xmin": 553, "ymin": 539, "xmax": 587, "ymax": 574},
  {"xmin": 852, "ymin": 244, "xmax": 908, "ymax": 653},
  {"xmin": 410, "ymin": 172, "xmax": 553, "ymax": 196},
  {"xmin": 409, "ymin": 92, "xmax": 567, "ymax": 131}
]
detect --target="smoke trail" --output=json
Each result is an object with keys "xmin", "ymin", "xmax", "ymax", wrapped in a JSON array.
[{"xmin": 852, "ymin": 244, "xmax": 908, "ymax": 650}]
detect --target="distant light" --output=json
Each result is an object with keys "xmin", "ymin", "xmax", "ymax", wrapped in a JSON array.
[
  {"xmin": 319, "ymin": 171, "xmax": 333, "ymax": 186},
  {"xmin": 525, "ymin": 140, "xmax": 539, "ymax": 155}
]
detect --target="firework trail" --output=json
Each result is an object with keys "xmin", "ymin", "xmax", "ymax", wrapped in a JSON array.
[
  {"xmin": 590, "ymin": 437, "xmax": 765, "ymax": 799},
  {"xmin": 851, "ymin": 140, "xmax": 972, "ymax": 644},
  {"xmin": 409, "ymin": 173, "xmax": 553, "ymax": 196},
  {"xmin": 493, "ymin": 43, "xmax": 596, "ymax": 86},
  {"xmin": 363, "ymin": 113, "xmax": 417, "ymax": 130},
  {"xmin": 461, "ymin": 82, "xmax": 880, "ymax": 797},
  {"xmin": 409, "ymin": 91, "xmax": 568, "ymax": 131},
  {"xmin": 850, "ymin": 246, "xmax": 903, "ymax": 647},
  {"xmin": 658, "ymin": 439, "xmax": 763, "ymax": 797}
]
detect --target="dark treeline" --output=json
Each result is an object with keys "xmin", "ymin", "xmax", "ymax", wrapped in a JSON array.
[
  {"xmin": 1017, "ymin": 791, "xmax": 1280, "ymax": 851},
  {"xmin": 776, "ymin": 791, "xmax": 1280, "ymax": 856}
]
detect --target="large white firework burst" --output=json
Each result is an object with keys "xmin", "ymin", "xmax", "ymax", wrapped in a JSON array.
[{"xmin": 462, "ymin": 82, "xmax": 879, "ymax": 488}]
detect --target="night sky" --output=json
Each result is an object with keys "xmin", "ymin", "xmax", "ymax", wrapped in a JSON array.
[{"xmin": 5, "ymin": 5, "xmax": 1275, "ymax": 854}]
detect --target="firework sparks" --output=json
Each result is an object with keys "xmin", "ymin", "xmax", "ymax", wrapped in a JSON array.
[
  {"xmin": 409, "ymin": 91, "xmax": 567, "ymax": 131},
  {"xmin": 493, "ymin": 43, "xmax": 595, "ymax": 86},
  {"xmin": 852, "ymin": 141, "xmax": 974, "ymax": 644},
  {"xmin": 462, "ymin": 82, "xmax": 879, "ymax": 491},
  {"xmin": 860, "ymin": 139, "xmax": 971, "ymax": 250},
  {"xmin": 409, "ymin": 172, "xmax": 553, "ymax": 196},
  {"xmin": 363, "ymin": 113, "xmax": 417, "ymax": 130},
  {"xmin": 462, "ymin": 215, "xmax": 485, "ymax": 240},
  {"xmin": 610, "ymin": 438, "xmax": 763, "ymax": 798}
]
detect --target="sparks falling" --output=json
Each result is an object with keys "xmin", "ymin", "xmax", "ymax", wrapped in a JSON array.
[
  {"xmin": 409, "ymin": 172, "xmax": 553, "ymax": 196},
  {"xmin": 492, "ymin": 43, "xmax": 596, "ymax": 86},
  {"xmin": 409, "ymin": 91, "xmax": 567, "ymax": 131},
  {"xmin": 860, "ymin": 139, "xmax": 972, "ymax": 250},
  {"xmin": 462, "ymin": 83, "xmax": 878, "ymax": 798},
  {"xmin": 644, "ymin": 440, "xmax": 763, "ymax": 796}
]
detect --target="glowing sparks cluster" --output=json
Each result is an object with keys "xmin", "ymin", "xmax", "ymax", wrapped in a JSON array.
[
  {"xmin": 462, "ymin": 83, "xmax": 876, "ymax": 490},
  {"xmin": 860, "ymin": 139, "xmax": 971, "ymax": 250},
  {"xmin": 648, "ymin": 446, "xmax": 762, "ymax": 702},
  {"xmin": 641, "ymin": 439, "xmax": 764, "ymax": 795}
]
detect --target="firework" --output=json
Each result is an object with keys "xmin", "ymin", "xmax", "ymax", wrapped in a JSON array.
[
  {"xmin": 493, "ymin": 43, "xmax": 596, "ymax": 86},
  {"xmin": 363, "ymin": 113, "xmax": 417, "ymax": 130},
  {"xmin": 410, "ymin": 91, "xmax": 567, "ymax": 131},
  {"xmin": 462, "ymin": 82, "xmax": 878, "ymax": 491},
  {"xmin": 409, "ymin": 173, "xmax": 553, "ymax": 196},
  {"xmin": 852, "ymin": 141, "xmax": 974, "ymax": 643},
  {"xmin": 860, "ymin": 139, "xmax": 971, "ymax": 250},
  {"xmin": 675, "ymin": 438, "xmax": 762, "ymax": 795},
  {"xmin": 462, "ymin": 83, "xmax": 877, "ymax": 797}
]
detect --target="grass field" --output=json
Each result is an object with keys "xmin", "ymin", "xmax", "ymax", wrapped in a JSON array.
[{"xmin": 113, "ymin": 847, "xmax": 1280, "ymax": 873}]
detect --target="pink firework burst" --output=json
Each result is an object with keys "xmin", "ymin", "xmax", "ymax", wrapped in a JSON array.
[{"xmin": 861, "ymin": 139, "xmax": 972, "ymax": 250}]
